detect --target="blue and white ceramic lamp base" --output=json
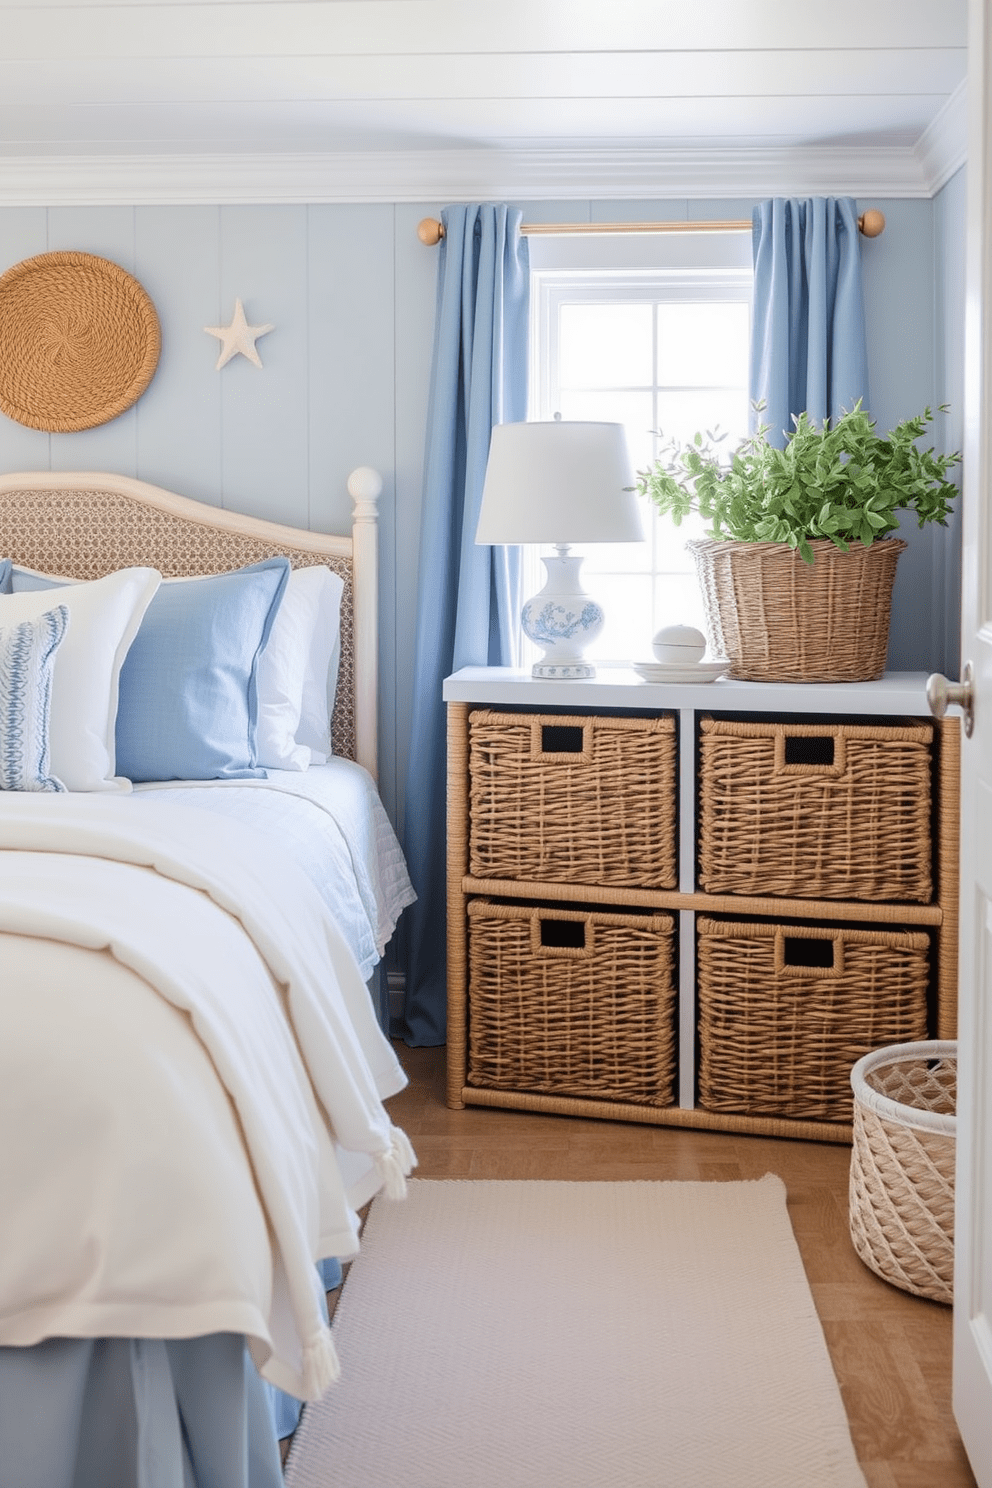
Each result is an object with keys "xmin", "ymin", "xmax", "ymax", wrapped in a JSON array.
[{"xmin": 521, "ymin": 553, "xmax": 604, "ymax": 679}]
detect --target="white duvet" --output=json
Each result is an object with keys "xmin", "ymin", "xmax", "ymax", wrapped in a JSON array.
[{"xmin": 0, "ymin": 793, "xmax": 415, "ymax": 1400}]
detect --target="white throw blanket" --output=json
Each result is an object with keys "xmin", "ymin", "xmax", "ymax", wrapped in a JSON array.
[
  {"xmin": 133, "ymin": 757, "xmax": 418, "ymax": 979},
  {"xmin": 0, "ymin": 794, "xmax": 415, "ymax": 1399}
]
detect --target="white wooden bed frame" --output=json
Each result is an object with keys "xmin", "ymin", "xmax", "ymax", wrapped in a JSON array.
[{"xmin": 0, "ymin": 466, "xmax": 381, "ymax": 779}]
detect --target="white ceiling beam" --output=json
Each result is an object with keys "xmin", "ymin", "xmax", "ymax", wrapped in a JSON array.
[
  {"xmin": 0, "ymin": 1, "xmax": 967, "ymax": 59},
  {"xmin": 0, "ymin": 97, "xmax": 951, "ymax": 154},
  {"xmin": 0, "ymin": 50, "xmax": 966, "ymax": 104}
]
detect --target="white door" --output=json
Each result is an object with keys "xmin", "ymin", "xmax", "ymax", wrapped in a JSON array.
[{"xmin": 954, "ymin": 3, "xmax": 992, "ymax": 1477}]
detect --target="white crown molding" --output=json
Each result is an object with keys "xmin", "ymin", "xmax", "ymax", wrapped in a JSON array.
[
  {"xmin": 0, "ymin": 142, "xmax": 940, "ymax": 207},
  {"xmin": 915, "ymin": 80, "xmax": 968, "ymax": 194}
]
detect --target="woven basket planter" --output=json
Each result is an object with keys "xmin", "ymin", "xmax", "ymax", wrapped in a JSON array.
[
  {"xmin": 687, "ymin": 536, "xmax": 906, "ymax": 682},
  {"xmin": 849, "ymin": 1040, "xmax": 956, "ymax": 1304}
]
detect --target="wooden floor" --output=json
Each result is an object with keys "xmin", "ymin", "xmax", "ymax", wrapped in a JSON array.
[{"xmin": 372, "ymin": 1042, "xmax": 977, "ymax": 1488}]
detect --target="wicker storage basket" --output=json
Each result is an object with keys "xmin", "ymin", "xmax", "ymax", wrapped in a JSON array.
[
  {"xmin": 466, "ymin": 899, "xmax": 676, "ymax": 1106},
  {"xmin": 687, "ymin": 536, "xmax": 906, "ymax": 682},
  {"xmin": 468, "ymin": 710, "xmax": 677, "ymax": 890},
  {"xmin": 698, "ymin": 717, "xmax": 934, "ymax": 902},
  {"xmin": 849, "ymin": 1040, "xmax": 956, "ymax": 1304},
  {"xmin": 696, "ymin": 919, "xmax": 930, "ymax": 1123}
]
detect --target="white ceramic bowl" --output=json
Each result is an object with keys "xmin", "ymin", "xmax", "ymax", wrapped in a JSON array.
[{"xmin": 652, "ymin": 624, "xmax": 707, "ymax": 665}]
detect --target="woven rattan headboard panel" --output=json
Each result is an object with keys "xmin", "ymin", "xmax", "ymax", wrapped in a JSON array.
[{"xmin": 0, "ymin": 470, "xmax": 381, "ymax": 774}]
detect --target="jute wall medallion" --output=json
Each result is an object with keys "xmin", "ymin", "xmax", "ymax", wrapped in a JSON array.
[{"xmin": 0, "ymin": 251, "xmax": 161, "ymax": 432}]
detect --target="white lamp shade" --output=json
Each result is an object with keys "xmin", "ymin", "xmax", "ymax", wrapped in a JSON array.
[{"xmin": 475, "ymin": 420, "xmax": 643, "ymax": 545}]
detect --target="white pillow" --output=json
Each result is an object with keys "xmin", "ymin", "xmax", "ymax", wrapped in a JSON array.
[
  {"xmin": 0, "ymin": 569, "xmax": 161, "ymax": 791},
  {"xmin": 297, "ymin": 568, "xmax": 344, "ymax": 764},
  {"xmin": 255, "ymin": 565, "xmax": 344, "ymax": 769}
]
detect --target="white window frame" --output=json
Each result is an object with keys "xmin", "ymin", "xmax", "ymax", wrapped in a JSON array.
[{"xmin": 525, "ymin": 231, "xmax": 753, "ymax": 666}]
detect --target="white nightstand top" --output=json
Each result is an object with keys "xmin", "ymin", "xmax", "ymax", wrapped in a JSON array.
[{"xmin": 443, "ymin": 665, "xmax": 936, "ymax": 715}]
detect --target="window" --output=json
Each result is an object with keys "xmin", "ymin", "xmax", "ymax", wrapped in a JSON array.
[{"xmin": 527, "ymin": 230, "xmax": 752, "ymax": 666}]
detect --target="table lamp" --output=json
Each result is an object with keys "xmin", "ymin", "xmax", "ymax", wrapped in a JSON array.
[{"xmin": 475, "ymin": 419, "xmax": 642, "ymax": 679}]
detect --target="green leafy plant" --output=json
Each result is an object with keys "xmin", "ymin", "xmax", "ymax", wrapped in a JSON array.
[{"xmin": 634, "ymin": 402, "xmax": 962, "ymax": 564}]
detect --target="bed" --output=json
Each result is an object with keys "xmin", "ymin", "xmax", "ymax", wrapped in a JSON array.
[{"xmin": 0, "ymin": 469, "xmax": 416, "ymax": 1486}]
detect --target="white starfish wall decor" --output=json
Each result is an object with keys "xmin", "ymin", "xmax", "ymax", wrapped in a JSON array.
[{"xmin": 204, "ymin": 299, "xmax": 275, "ymax": 369}]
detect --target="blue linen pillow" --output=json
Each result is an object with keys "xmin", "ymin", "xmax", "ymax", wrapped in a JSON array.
[
  {"xmin": 0, "ymin": 558, "xmax": 12, "ymax": 593},
  {"xmin": 0, "ymin": 605, "xmax": 69, "ymax": 792},
  {"xmin": 115, "ymin": 558, "xmax": 291, "ymax": 782}
]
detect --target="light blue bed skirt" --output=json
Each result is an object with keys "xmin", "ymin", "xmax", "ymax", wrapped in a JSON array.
[
  {"xmin": 0, "ymin": 1258, "xmax": 343, "ymax": 1487},
  {"xmin": 0, "ymin": 1333, "xmax": 281, "ymax": 1488}
]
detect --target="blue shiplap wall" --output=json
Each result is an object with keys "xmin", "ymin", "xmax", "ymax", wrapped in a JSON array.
[
  {"xmin": 0, "ymin": 192, "xmax": 965, "ymax": 845},
  {"xmin": 0, "ymin": 200, "xmax": 439, "ymax": 844}
]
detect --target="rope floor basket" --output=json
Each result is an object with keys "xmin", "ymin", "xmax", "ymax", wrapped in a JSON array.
[{"xmin": 849, "ymin": 1040, "xmax": 956, "ymax": 1305}]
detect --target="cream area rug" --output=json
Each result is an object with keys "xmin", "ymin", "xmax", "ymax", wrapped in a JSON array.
[{"xmin": 286, "ymin": 1176, "xmax": 867, "ymax": 1488}]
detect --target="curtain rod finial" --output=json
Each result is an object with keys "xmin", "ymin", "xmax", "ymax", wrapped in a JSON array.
[
  {"xmin": 858, "ymin": 209, "xmax": 886, "ymax": 239},
  {"xmin": 418, "ymin": 217, "xmax": 445, "ymax": 246}
]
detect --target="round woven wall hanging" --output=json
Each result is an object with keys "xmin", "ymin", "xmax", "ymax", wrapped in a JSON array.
[{"xmin": 0, "ymin": 251, "xmax": 161, "ymax": 432}]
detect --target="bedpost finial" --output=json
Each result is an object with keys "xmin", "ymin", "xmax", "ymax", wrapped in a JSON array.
[{"xmin": 347, "ymin": 467, "xmax": 382, "ymax": 512}]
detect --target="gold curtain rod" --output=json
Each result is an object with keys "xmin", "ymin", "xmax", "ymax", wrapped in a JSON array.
[{"xmin": 416, "ymin": 210, "xmax": 886, "ymax": 246}]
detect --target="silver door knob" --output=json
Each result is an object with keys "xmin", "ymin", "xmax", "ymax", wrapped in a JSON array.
[{"xmin": 927, "ymin": 661, "xmax": 974, "ymax": 736}]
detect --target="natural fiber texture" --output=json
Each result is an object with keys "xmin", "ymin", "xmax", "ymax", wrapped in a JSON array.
[
  {"xmin": 286, "ymin": 1177, "xmax": 868, "ymax": 1488},
  {"xmin": 0, "ymin": 486, "xmax": 357, "ymax": 761},
  {"xmin": 688, "ymin": 536, "xmax": 905, "ymax": 682},
  {"xmin": 696, "ymin": 919, "xmax": 930, "ymax": 1124},
  {"xmin": 468, "ymin": 710, "xmax": 677, "ymax": 889},
  {"xmin": 0, "ymin": 252, "xmax": 160, "ymax": 432},
  {"xmin": 698, "ymin": 718, "xmax": 934, "ymax": 902},
  {"xmin": 849, "ymin": 1040, "xmax": 956, "ymax": 1304},
  {"xmin": 466, "ymin": 900, "xmax": 676, "ymax": 1105}
]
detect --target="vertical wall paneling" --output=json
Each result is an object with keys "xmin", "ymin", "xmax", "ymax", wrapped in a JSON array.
[
  {"xmin": 859, "ymin": 197, "xmax": 939, "ymax": 672},
  {"xmin": 0, "ymin": 209, "xmax": 52, "ymax": 470},
  {"xmin": 590, "ymin": 199, "xmax": 686, "ymax": 225},
  {"xmin": 216, "ymin": 205, "xmax": 309, "ymax": 528},
  {"xmin": 134, "ymin": 207, "xmax": 223, "ymax": 504},
  {"xmin": 307, "ymin": 204, "xmax": 396, "ymax": 536},
  {"xmin": 693, "ymin": 199, "xmax": 759, "ymax": 223},
  {"xmin": 513, "ymin": 199, "xmax": 591, "ymax": 227}
]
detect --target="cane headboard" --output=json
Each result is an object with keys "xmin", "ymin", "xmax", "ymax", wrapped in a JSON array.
[{"xmin": 0, "ymin": 468, "xmax": 381, "ymax": 778}]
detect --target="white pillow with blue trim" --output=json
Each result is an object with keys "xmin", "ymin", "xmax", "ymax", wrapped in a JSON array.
[
  {"xmin": 0, "ymin": 605, "xmax": 70, "ymax": 792},
  {"xmin": 0, "ymin": 569, "xmax": 161, "ymax": 792}
]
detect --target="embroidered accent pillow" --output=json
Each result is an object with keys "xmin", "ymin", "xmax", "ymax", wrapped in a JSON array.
[
  {"xmin": 0, "ymin": 568, "xmax": 161, "ymax": 791},
  {"xmin": 0, "ymin": 605, "xmax": 69, "ymax": 792}
]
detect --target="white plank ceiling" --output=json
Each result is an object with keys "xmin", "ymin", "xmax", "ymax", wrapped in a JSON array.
[{"xmin": 0, "ymin": 1, "xmax": 970, "ymax": 202}]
